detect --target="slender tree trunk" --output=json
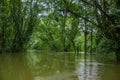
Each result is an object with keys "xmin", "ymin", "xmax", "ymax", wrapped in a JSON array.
[
  {"xmin": 61, "ymin": 13, "xmax": 66, "ymax": 51},
  {"xmin": 84, "ymin": 23, "xmax": 87, "ymax": 59},
  {"xmin": 61, "ymin": 25, "xmax": 65, "ymax": 51},
  {"xmin": 90, "ymin": 28, "xmax": 93, "ymax": 55},
  {"xmin": 90, "ymin": 28, "xmax": 93, "ymax": 60},
  {"xmin": 84, "ymin": 3, "xmax": 87, "ymax": 59}
]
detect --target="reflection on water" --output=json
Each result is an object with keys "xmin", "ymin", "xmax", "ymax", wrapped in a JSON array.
[
  {"xmin": 0, "ymin": 52, "xmax": 120, "ymax": 80},
  {"xmin": 76, "ymin": 61, "xmax": 102, "ymax": 80}
]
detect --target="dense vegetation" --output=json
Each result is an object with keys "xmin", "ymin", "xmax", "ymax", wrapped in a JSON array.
[{"xmin": 0, "ymin": 0, "xmax": 120, "ymax": 62}]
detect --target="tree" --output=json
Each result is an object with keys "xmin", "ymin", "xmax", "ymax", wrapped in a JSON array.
[
  {"xmin": 0, "ymin": 0, "xmax": 39, "ymax": 53},
  {"xmin": 52, "ymin": 0, "xmax": 120, "ymax": 62}
]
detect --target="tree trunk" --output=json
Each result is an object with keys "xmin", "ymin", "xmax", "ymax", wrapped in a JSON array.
[
  {"xmin": 84, "ymin": 27, "xmax": 87, "ymax": 59},
  {"xmin": 90, "ymin": 28, "xmax": 93, "ymax": 55},
  {"xmin": 61, "ymin": 14, "xmax": 66, "ymax": 51}
]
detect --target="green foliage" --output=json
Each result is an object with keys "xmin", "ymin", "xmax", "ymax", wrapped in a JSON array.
[
  {"xmin": 95, "ymin": 37, "xmax": 118, "ymax": 62},
  {"xmin": 0, "ymin": 0, "xmax": 39, "ymax": 53},
  {"xmin": 96, "ymin": 38, "xmax": 115, "ymax": 53},
  {"xmin": 0, "ymin": 0, "xmax": 120, "ymax": 63}
]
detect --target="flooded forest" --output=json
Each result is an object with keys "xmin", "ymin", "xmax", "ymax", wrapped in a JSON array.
[{"xmin": 0, "ymin": 0, "xmax": 120, "ymax": 80}]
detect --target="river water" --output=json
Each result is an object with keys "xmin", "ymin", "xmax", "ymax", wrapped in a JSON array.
[{"xmin": 0, "ymin": 51, "xmax": 120, "ymax": 80}]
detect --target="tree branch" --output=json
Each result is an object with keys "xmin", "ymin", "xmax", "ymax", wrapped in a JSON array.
[
  {"xmin": 81, "ymin": 0, "xmax": 115, "ymax": 24},
  {"xmin": 58, "ymin": 9, "xmax": 97, "ymax": 26}
]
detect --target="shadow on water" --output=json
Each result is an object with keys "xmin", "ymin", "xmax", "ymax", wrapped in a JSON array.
[{"xmin": 0, "ymin": 52, "xmax": 120, "ymax": 80}]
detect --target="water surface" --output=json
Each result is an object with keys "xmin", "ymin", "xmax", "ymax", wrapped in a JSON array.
[{"xmin": 0, "ymin": 52, "xmax": 120, "ymax": 80}]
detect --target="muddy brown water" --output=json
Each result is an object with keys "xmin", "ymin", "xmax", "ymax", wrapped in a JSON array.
[{"xmin": 0, "ymin": 52, "xmax": 120, "ymax": 80}]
